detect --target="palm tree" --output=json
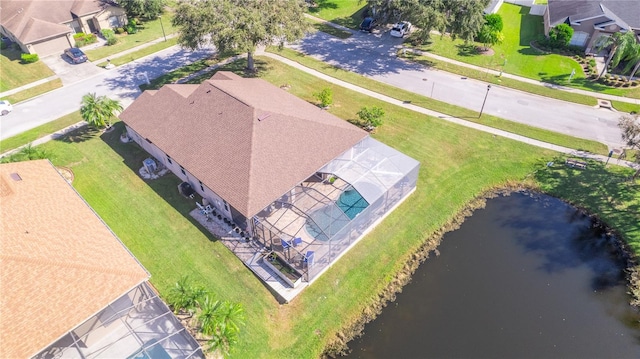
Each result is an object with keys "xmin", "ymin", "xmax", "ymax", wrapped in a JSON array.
[
  {"xmin": 80, "ymin": 93, "xmax": 123, "ymax": 129},
  {"xmin": 197, "ymin": 296, "xmax": 245, "ymax": 357},
  {"xmin": 596, "ymin": 31, "xmax": 636, "ymax": 78},
  {"xmin": 622, "ymin": 42, "xmax": 640, "ymax": 81},
  {"xmin": 166, "ymin": 276, "xmax": 208, "ymax": 316}
]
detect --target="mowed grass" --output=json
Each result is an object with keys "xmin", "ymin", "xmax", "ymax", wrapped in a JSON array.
[
  {"xmin": 306, "ymin": 0, "xmax": 367, "ymax": 29},
  {"xmin": 420, "ymin": 3, "xmax": 584, "ymax": 84},
  {"xmin": 611, "ymin": 101, "xmax": 640, "ymax": 114},
  {"xmin": 37, "ymin": 55, "xmax": 618, "ymax": 358},
  {"xmin": 418, "ymin": 3, "xmax": 640, "ymax": 99},
  {"xmin": 0, "ymin": 111, "xmax": 83, "ymax": 154},
  {"xmin": 0, "ymin": 78, "xmax": 62, "ymax": 104},
  {"xmin": 84, "ymin": 13, "xmax": 178, "ymax": 62},
  {"xmin": 95, "ymin": 37, "xmax": 179, "ymax": 67},
  {"xmin": 0, "ymin": 47, "xmax": 55, "ymax": 92},
  {"xmin": 267, "ymin": 46, "xmax": 608, "ymax": 155}
]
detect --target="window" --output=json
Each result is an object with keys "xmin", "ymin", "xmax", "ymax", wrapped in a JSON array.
[
  {"xmin": 569, "ymin": 31, "xmax": 589, "ymax": 47},
  {"xmin": 166, "ymin": 155, "xmax": 172, "ymax": 164},
  {"xmin": 180, "ymin": 166, "xmax": 186, "ymax": 175},
  {"xmin": 199, "ymin": 180, "xmax": 204, "ymax": 191}
]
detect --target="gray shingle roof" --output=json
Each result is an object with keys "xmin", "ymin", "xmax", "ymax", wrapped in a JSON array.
[{"xmin": 548, "ymin": 0, "xmax": 640, "ymax": 29}]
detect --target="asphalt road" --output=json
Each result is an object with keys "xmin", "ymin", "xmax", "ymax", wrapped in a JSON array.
[
  {"xmin": 290, "ymin": 30, "xmax": 625, "ymax": 149},
  {"xmin": 0, "ymin": 45, "xmax": 215, "ymax": 140}
]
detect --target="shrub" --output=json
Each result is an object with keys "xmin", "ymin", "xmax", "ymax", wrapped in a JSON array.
[
  {"xmin": 549, "ymin": 24, "xmax": 573, "ymax": 48},
  {"xmin": 115, "ymin": 27, "xmax": 125, "ymax": 34},
  {"xmin": 0, "ymin": 40, "xmax": 8, "ymax": 50},
  {"xmin": 106, "ymin": 34, "xmax": 118, "ymax": 45},
  {"xmin": 357, "ymin": 106, "xmax": 385, "ymax": 130},
  {"xmin": 20, "ymin": 53, "xmax": 39, "ymax": 63},
  {"xmin": 484, "ymin": 14, "xmax": 503, "ymax": 32},
  {"xmin": 73, "ymin": 32, "xmax": 97, "ymax": 47},
  {"xmin": 314, "ymin": 87, "xmax": 333, "ymax": 108},
  {"xmin": 101, "ymin": 28, "xmax": 115, "ymax": 38}
]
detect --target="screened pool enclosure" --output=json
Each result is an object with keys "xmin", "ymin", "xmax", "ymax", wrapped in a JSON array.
[{"xmin": 252, "ymin": 137, "xmax": 420, "ymax": 282}]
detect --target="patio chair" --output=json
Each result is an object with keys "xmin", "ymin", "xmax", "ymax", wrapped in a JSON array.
[
  {"xmin": 292, "ymin": 237, "xmax": 302, "ymax": 247},
  {"xmin": 304, "ymin": 251, "xmax": 315, "ymax": 267},
  {"xmin": 281, "ymin": 238, "xmax": 291, "ymax": 249}
]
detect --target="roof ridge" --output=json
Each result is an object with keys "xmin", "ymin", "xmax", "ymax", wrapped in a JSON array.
[{"xmin": 205, "ymin": 80, "xmax": 253, "ymax": 108}]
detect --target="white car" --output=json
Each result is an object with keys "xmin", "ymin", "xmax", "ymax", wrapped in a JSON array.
[
  {"xmin": 390, "ymin": 21, "xmax": 412, "ymax": 38},
  {"xmin": 0, "ymin": 100, "xmax": 12, "ymax": 116}
]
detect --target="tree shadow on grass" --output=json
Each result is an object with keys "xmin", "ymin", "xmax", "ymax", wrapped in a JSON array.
[
  {"xmin": 456, "ymin": 44, "xmax": 479, "ymax": 57},
  {"xmin": 307, "ymin": 0, "xmax": 338, "ymax": 13},
  {"xmin": 100, "ymin": 122, "xmax": 219, "ymax": 243},
  {"xmin": 534, "ymin": 156, "xmax": 640, "ymax": 253},
  {"xmin": 54, "ymin": 124, "xmax": 101, "ymax": 144}
]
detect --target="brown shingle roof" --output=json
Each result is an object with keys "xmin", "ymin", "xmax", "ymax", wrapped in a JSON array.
[
  {"xmin": 0, "ymin": 0, "xmax": 106, "ymax": 43},
  {"xmin": 0, "ymin": 160, "xmax": 149, "ymax": 358},
  {"xmin": 121, "ymin": 72, "xmax": 368, "ymax": 218}
]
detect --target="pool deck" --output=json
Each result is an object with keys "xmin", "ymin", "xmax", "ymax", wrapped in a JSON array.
[
  {"xmin": 190, "ymin": 184, "xmax": 416, "ymax": 303},
  {"xmin": 190, "ymin": 208, "xmax": 308, "ymax": 303}
]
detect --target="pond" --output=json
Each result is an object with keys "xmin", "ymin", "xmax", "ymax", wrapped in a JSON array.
[{"xmin": 345, "ymin": 192, "xmax": 640, "ymax": 358}]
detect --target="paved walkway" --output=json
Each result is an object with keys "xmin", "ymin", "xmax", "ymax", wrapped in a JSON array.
[
  {"xmin": 262, "ymin": 51, "xmax": 639, "ymax": 171},
  {"xmin": 304, "ymin": 14, "xmax": 640, "ymax": 106}
]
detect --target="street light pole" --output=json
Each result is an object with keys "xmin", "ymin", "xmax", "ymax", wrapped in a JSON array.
[
  {"xmin": 479, "ymin": 84, "xmax": 491, "ymax": 118},
  {"xmin": 159, "ymin": 16, "xmax": 166, "ymax": 42}
]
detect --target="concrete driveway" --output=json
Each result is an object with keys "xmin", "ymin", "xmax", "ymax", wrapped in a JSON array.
[{"xmin": 41, "ymin": 53, "xmax": 105, "ymax": 86}]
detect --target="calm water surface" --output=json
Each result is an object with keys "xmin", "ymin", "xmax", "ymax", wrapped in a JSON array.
[{"xmin": 346, "ymin": 192, "xmax": 640, "ymax": 358}]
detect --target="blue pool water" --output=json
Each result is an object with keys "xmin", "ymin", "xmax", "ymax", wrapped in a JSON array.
[
  {"xmin": 305, "ymin": 188, "xmax": 369, "ymax": 240},
  {"xmin": 338, "ymin": 188, "xmax": 368, "ymax": 220}
]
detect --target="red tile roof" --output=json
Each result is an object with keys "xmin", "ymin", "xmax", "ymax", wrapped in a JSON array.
[
  {"xmin": 121, "ymin": 72, "xmax": 368, "ymax": 218},
  {"xmin": 0, "ymin": 160, "xmax": 149, "ymax": 358}
]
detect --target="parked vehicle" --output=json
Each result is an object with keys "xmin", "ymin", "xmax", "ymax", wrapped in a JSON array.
[
  {"xmin": 0, "ymin": 100, "xmax": 12, "ymax": 116},
  {"xmin": 390, "ymin": 21, "xmax": 412, "ymax": 38},
  {"xmin": 64, "ymin": 48, "xmax": 87, "ymax": 64},
  {"xmin": 360, "ymin": 17, "xmax": 377, "ymax": 32}
]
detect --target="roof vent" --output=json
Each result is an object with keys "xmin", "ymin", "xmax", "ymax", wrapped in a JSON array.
[
  {"xmin": 258, "ymin": 113, "xmax": 271, "ymax": 122},
  {"xmin": 10, "ymin": 173, "xmax": 22, "ymax": 181}
]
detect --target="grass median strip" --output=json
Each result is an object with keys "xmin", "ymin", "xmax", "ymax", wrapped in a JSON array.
[
  {"xmin": 0, "ymin": 78, "xmax": 63, "ymax": 104},
  {"xmin": 95, "ymin": 37, "xmax": 179, "ymax": 67},
  {"xmin": 267, "ymin": 46, "xmax": 608, "ymax": 155},
  {"xmin": 611, "ymin": 101, "xmax": 640, "ymax": 114},
  {"xmin": 0, "ymin": 111, "xmax": 83, "ymax": 153}
]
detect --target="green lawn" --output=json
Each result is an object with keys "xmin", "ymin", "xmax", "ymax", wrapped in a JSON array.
[
  {"xmin": 0, "ymin": 47, "xmax": 55, "ymax": 92},
  {"xmin": 84, "ymin": 13, "xmax": 178, "ymax": 62},
  {"xmin": 309, "ymin": 19, "xmax": 353, "ymax": 39},
  {"xmin": 0, "ymin": 111, "xmax": 83, "ymax": 154},
  {"xmin": 95, "ymin": 37, "xmax": 179, "ymax": 67},
  {"xmin": 611, "ymin": 101, "xmax": 640, "ymax": 114},
  {"xmin": 421, "ymin": 4, "xmax": 584, "ymax": 85},
  {"xmin": 419, "ymin": 3, "xmax": 640, "ymax": 99},
  {"xmin": 267, "ymin": 46, "xmax": 608, "ymax": 155},
  {"xmin": 306, "ymin": 0, "xmax": 367, "ymax": 29},
  {"xmin": 30, "ymin": 56, "xmax": 639, "ymax": 358},
  {"xmin": 0, "ymin": 78, "xmax": 62, "ymax": 104}
]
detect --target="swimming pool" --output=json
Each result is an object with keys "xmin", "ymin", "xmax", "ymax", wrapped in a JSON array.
[{"xmin": 305, "ymin": 188, "xmax": 369, "ymax": 240}]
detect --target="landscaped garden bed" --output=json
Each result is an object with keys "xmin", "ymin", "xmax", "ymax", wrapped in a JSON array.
[{"xmin": 263, "ymin": 251, "xmax": 303, "ymax": 288}]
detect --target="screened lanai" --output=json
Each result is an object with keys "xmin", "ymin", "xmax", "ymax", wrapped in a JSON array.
[{"xmin": 252, "ymin": 137, "xmax": 420, "ymax": 282}]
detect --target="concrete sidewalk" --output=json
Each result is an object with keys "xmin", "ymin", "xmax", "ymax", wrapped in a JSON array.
[
  {"xmin": 306, "ymin": 16, "xmax": 639, "ymax": 106},
  {"xmin": 414, "ymin": 50, "xmax": 640, "ymax": 106},
  {"xmin": 262, "ymin": 51, "xmax": 639, "ymax": 171}
]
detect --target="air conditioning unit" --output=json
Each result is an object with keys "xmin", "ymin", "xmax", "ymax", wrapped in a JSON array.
[{"xmin": 143, "ymin": 158, "xmax": 157, "ymax": 173}]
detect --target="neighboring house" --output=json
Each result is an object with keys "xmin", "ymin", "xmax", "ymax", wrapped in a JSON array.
[
  {"xmin": 0, "ymin": 0, "xmax": 126, "ymax": 57},
  {"xmin": 0, "ymin": 160, "xmax": 203, "ymax": 359},
  {"xmin": 120, "ymin": 72, "xmax": 420, "ymax": 284},
  {"xmin": 544, "ymin": 0, "xmax": 640, "ymax": 53}
]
